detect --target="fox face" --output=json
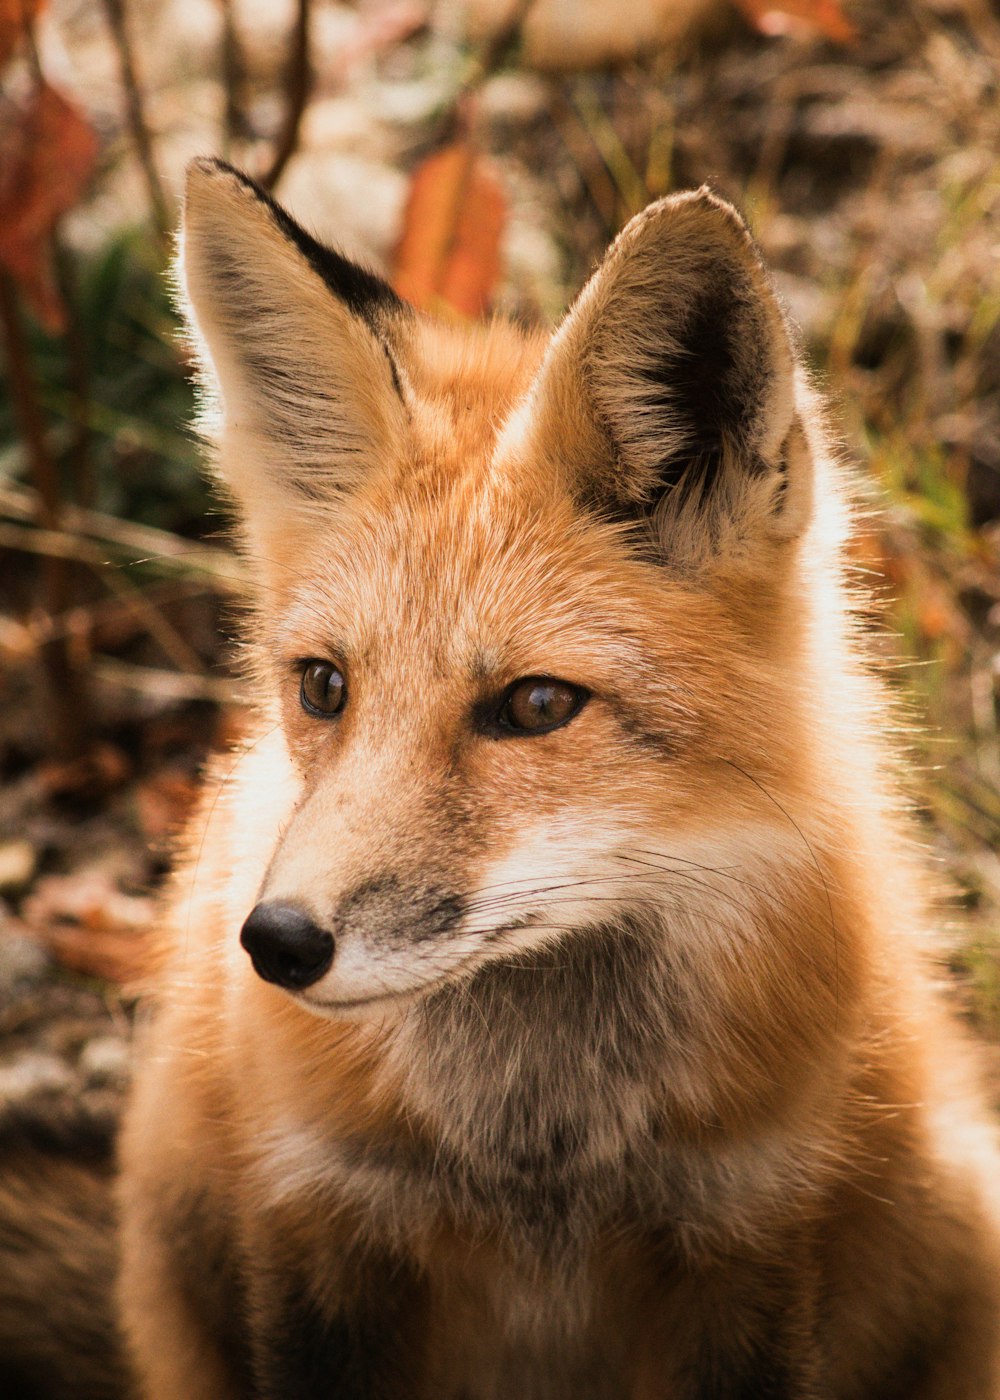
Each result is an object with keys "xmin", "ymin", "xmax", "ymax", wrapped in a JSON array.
[{"xmin": 182, "ymin": 162, "xmax": 848, "ymax": 1044}]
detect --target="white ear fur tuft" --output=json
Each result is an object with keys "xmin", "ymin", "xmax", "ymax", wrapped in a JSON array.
[{"xmin": 180, "ymin": 159, "xmax": 409, "ymax": 549}]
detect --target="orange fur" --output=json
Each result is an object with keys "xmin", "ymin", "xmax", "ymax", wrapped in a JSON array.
[{"xmin": 118, "ymin": 161, "xmax": 1000, "ymax": 1399}]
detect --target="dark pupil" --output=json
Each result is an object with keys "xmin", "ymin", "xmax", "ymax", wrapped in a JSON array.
[
  {"xmin": 509, "ymin": 679, "xmax": 575, "ymax": 730},
  {"xmin": 526, "ymin": 684, "xmax": 558, "ymax": 721},
  {"xmin": 302, "ymin": 662, "xmax": 344, "ymax": 715}
]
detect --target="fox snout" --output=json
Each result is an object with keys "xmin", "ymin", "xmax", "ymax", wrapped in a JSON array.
[{"xmin": 240, "ymin": 880, "xmax": 467, "ymax": 1001}]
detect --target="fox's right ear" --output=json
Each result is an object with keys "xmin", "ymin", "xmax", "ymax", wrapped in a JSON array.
[{"xmin": 180, "ymin": 159, "xmax": 408, "ymax": 553}]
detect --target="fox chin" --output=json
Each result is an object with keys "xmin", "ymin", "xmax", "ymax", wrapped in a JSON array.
[{"xmin": 105, "ymin": 159, "xmax": 1000, "ymax": 1400}]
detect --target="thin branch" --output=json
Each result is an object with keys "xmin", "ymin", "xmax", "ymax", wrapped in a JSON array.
[
  {"xmin": 93, "ymin": 657, "xmax": 241, "ymax": 705},
  {"xmin": 0, "ymin": 278, "xmax": 61, "ymax": 528},
  {"xmin": 1, "ymin": 576, "xmax": 210, "ymax": 654},
  {"xmin": 0, "ymin": 480, "xmax": 244, "ymax": 589},
  {"xmin": 99, "ymin": 0, "xmax": 171, "ymax": 240},
  {"xmin": 219, "ymin": 0, "xmax": 251, "ymax": 158},
  {"xmin": 259, "ymin": 0, "xmax": 312, "ymax": 191},
  {"xmin": 462, "ymin": 0, "xmax": 536, "ymax": 90},
  {"xmin": 0, "ymin": 270, "xmax": 88, "ymax": 754},
  {"xmin": 49, "ymin": 230, "xmax": 94, "ymax": 506}
]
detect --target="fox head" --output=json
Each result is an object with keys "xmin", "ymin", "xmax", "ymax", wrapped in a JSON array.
[{"xmin": 182, "ymin": 159, "xmax": 858, "ymax": 1046}]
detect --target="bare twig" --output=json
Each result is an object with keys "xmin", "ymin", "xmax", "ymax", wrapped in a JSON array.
[
  {"xmin": 0, "ymin": 520, "xmax": 110, "ymax": 567},
  {"xmin": 0, "ymin": 481, "xmax": 244, "ymax": 589},
  {"xmin": 49, "ymin": 230, "xmax": 94, "ymax": 506},
  {"xmin": 99, "ymin": 0, "xmax": 171, "ymax": 240},
  {"xmin": 0, "ymin": 576, "xmax": 210, "ymax": 655},
  {"xmin": 566, "ymin": 79, "xmax": 648, "ymax": 223},
  {"xmin": 259, "ymin": 0, "xmax": 312, "ymax": 191},
  {"xmin": 553, "ymin": 87, "xmax": 620, "ymax": 236},
  {"xmin": 462, "ymin": 0, "xmax": 535, "ymax": 90},
  {"xmin": 0, "ymin": 270, "xmax": 88, "ymax": 753},
  {"xmin": 92, "ymin": 658, "xmax": 241, "ymax": 705},
  {"xmin": 219, "ymin": 0, "xmax": 251, "ymax": 157}
]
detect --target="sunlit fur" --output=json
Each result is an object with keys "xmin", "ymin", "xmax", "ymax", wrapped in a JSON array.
[{"xmin": 119, "ymin": 161, "xmax": 1000, "ymax": 1400}]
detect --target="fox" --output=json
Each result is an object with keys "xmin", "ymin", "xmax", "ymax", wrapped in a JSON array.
[{"xmin": 114, "ymin": 157, "xmax": 1000, "ymax": 1400}]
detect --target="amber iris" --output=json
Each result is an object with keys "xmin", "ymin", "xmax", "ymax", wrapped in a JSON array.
[
  {"xmin": 501, "ymin": 677, "xmax": 586, "ymax": 734},
  {"xmin": 300, "ymin": 660, "xmax": 346, "ymax": 717}
]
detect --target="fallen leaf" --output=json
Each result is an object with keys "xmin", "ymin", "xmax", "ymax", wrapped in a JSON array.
[
  {"xmin": 136, "ymin": 767, "xmax": 201, "ymax": 842},
  {"xmin": 22, "ymin": 869, "xmax": 154, "ymax": 983},
  {"xmin": 34, "ymin": 923, "xmax": 149, "ymax": 983},
  {"xmin": 22, "ymin": 869, "xmax": 154, "ymax": 933},
  {"xmin": 731, "ymin": 0, "xmax": 856, "ymax": 44},
  {"xmin": 0, "ymin": 0, "xmax": 45, "ymax": 71},
  {"xmin": 0, "ymin": 79, "xmax": 99, "ymax": 329},
  {"xmin": 37, "ymin": 741, "xmax": 131, "ymax": 799},
  {"xmin": 393, "ymin": 142, "xmax": 506, "ymax": 318}
]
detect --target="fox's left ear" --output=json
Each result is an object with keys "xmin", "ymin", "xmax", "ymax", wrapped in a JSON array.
[
  {"xmin": 524, "ymin": 189, "xmax": 812, "ymax": 565},
  {"xmin": 180, "ymin": 159, "xmax": 408, "ymax": 555}
]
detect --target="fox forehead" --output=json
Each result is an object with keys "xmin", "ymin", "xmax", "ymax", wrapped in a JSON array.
[
  {"xmin": 266, "ymin": 469, "xmax": 722, "ymax": 694},
  {"xmin": 253, "ymin": 321, "xmax": 725, "ymax": 682}
]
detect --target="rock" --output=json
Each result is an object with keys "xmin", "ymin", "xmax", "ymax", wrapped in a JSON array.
[
  {"xmin": 0, "ymin": 927, "xmax": 52, "ymax": 997},
  {"xmin": 0, "ymin": 840, "xmax": 37, "ymax": 895},
  {"xmin": 78, "ymin": 1036, "xmax": 131, "ymax": 1089},
  {"xmin": 0, "ymin": 1053, "xmax": 75, "ymax": 1102}
]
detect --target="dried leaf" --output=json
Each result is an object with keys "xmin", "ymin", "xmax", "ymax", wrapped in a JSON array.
[
  {"xmin": 0, "ymin": 0, "xmax": 45, "ymax": 71},
  {"xmin": 37, "ymin": 741, "xmax": 131, "ymax": 799},
  {"xmin": 22, "ymin": 869, "xmax": 153, "ymax": 933},
  {"xmin": 34, "ymin": 922, "xmax": 150, "ymax": 983},
  {"xmin": 22, "ymin": 870, "xmax": 154, "ymax": 983},
  {"xmin": 0, "ymin": 79, "xmax": 99, "ymax": 329},
  {"xmin": 137, "ymin": 767, "xmax": 201, "ymax": 842},
  {"xmin": 731, "ymin": 0, "xmax": 856, "ymax": 44},
  {"xmin": 393, "ymin": 142, "xmax": 505, "ymax": 318}
]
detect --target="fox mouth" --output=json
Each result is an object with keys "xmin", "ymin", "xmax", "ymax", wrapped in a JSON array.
[
  {"xmin": 303, "ymin": 983, "xmax": 446, "ymax": 1014},
  {"xmin": 300, "ymin": 964, "xmax": 475, "ymax": 1017},
  {"xmin": 297, "ymin": 914, "xmax": 543, "ymax": 1016}
]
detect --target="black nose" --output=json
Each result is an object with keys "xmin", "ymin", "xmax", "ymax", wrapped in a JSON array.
[{"xmin": 240, "ymin": 902, "xmax": 334, "ymax": 990}]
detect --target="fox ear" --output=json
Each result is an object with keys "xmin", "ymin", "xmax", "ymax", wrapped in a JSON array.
[
  {"xmin": 526, "ymin": 189, "xmax": 810, "ymax": 566},
  {"xmin": 180, "ymin": 159, "xmax": 408, "ymax": 548}
]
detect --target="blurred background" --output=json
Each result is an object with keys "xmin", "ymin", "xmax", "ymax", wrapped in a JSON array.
[{"xmin": 1, "ymin": 0, "xmax": 998, "ymax": 1124}]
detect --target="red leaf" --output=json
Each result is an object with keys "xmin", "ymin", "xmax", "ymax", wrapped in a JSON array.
[
  {"xmin": 731, "ymin": 0, "xmax": 856, "ymax": 44},
  {"xmin": 393, "ymin": 142, "xmax": 505, "ymax": 318},
  {"xmin": 0, "ymin": 0, "xmax": 45, "ymax": 71},
  {"xmin": 0, "ymin": 79, "xmax": 98, "ymax": 329}
]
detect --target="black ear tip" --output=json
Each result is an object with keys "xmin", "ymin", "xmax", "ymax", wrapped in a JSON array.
[{"xmin": 182, "ymin": 157, "xmax": 404, "ymax": 325}]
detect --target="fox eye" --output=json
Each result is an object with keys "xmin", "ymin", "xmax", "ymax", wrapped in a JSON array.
[
  {"xmin": 499, "ymin": 677, "xmax": 587, "ymax": 735},
  {"xmin": 300, "ymin": 660, "xmax": 346, "ymax": 718}
]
